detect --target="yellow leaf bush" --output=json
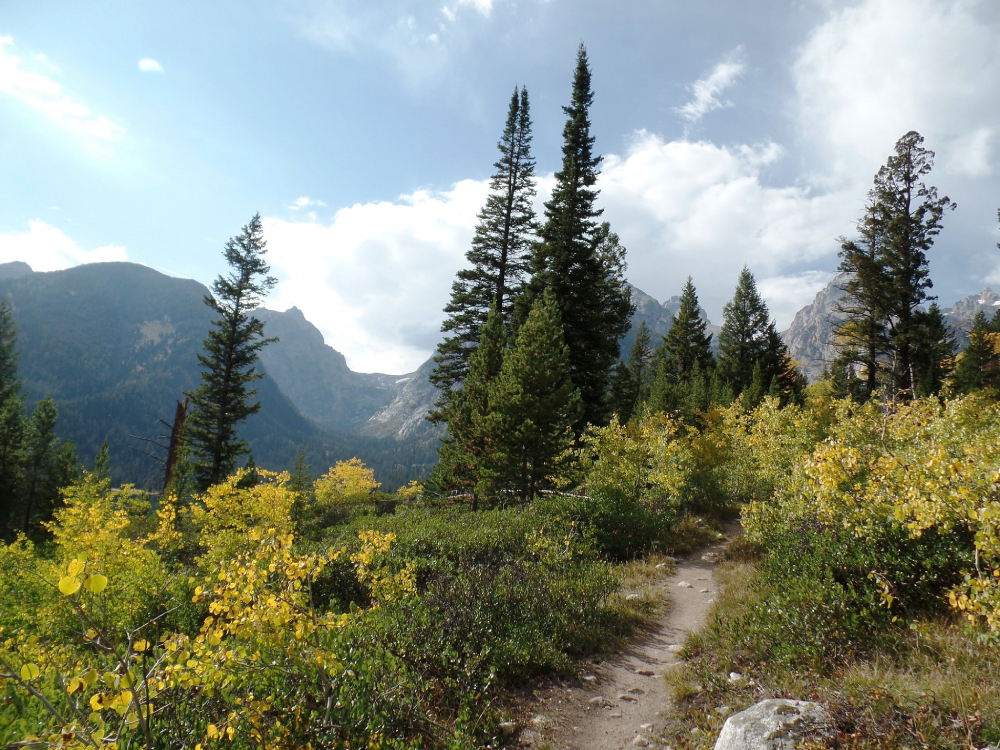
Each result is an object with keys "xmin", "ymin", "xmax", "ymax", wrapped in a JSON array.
[{"xmin": 313, "ymin": 458, "xmax": 381, "ymax": 505}]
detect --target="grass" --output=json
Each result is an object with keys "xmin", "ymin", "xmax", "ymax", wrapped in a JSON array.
[{"xmin": 660, "ymin": 542, "xmax": 1000, "ymax": 750}]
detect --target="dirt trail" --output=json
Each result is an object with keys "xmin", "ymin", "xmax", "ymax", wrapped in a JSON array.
[{"xmin": 515, "ymin": 530, "xmax": 734, "ymax": 750}]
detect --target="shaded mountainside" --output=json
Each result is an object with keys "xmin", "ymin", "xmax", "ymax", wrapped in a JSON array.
[
  {"xmin": 0, "ymin": 262, "xmax": 436, "ymax": 489},
  {"xmin": 782, "ymin": 275, "xmax": 1000, "ymax": 381},
  {"xmin": 255, "ymin": 307, "xmax": 400, "ymax": 431}
]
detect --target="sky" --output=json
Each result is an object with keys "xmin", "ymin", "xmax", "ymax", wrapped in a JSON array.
[{"xmin": 1, "ymin": 0, "xmax": 999, "ymax": 374}]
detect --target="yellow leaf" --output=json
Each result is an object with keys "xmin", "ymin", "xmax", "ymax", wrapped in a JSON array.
[
  {"xmin": 226, "ymin": 726, "xmax": 235, "ymax": 740},
  {"xmin": 20, "ymin": 663, "xmax": 40, "ymax": 681},
  {"xmin": 84, "ymin": 574, "xmax": 108, "ymax": 594},
  {"xmin": 67, "ymin": 677, "xmax": 85, "ymax": 694},
  {"xmin": 59, "ymin": 576, "xmax": 82, "ymax": 595},
  {"xmin": 207, "ymin": 724, "xmax": 220, "ymax": 739},
  {"xmin": 90, "ymin": 693, "xmax": 105, "ymax": 711},
  {"xmin": 67, "ymin": 558, "xmax": 84, "ymax": 576},
  {"xmin": 133, "ymin": 639, "xmax": 149, "ymax": 653}
]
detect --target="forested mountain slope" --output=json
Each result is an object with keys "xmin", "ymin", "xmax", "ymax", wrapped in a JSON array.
[{"xmin": 0, "ymin": 262, "xmax": 435, "ymax": 488}]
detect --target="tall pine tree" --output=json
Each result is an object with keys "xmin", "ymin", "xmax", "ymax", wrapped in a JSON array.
[
  {"xmin": 717, "ymin": 267, "xmax": 787, "ymax": 397},
  {"xmin": 431, "ymin": 87, "xmax": 537, "ymax": 417},
  {"xmin": 661, "ymin": 277, "xmax": 714, "ymax": 380},
  {"xmin": 525, "ymin": 45, "xmax": 633, "ymax": 428},
  {"xmin": 483, "ymin": 292, "xmax": 580, "ymax": 503},
  {"xmin": 874, "ymin": 131, "xmax": 955, "ymax": 399},
  {"xmin": 953, "ymin": 310, "xmax": 999, "ymax": 393},
  {"xmin": 0, "ymin": 301, "xmax": 23, "ymax": 533},
  {"xmin": 428, "ymin": 304, "xmax": 507, "ymax": 509},
  {"xmin": 186, "ymin": 213, "xmax": 277, "ymax": 490},
  {"xmin": 835, "ymin": 194, "xmax": 892, "ymax": 401}
]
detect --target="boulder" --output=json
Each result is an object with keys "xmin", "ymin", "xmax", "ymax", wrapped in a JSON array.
[{"xmin": 714, "ymin": 699, "xmax": 831, "ymax": 750}]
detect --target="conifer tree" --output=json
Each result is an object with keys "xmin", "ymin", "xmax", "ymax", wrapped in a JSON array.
[
  {"xmin": 20, "ymin": 398, "xmax": 62, "ymax": 533},
  {"xmin": 0, "ymin": 302, "xmax": 23, "ymax": 533},
  {"xmin": 953, "ymin": 310, "xmax": 998, "ymax": 393},
  {"xmin": 834, "ymin": 199, "xmax": 892, "ymax": 401},
  {"xmin": 524, "ymin": 46, "xmax": 633, "ymax": 429},
  {"xmin": 717, "ymin": 267, "xmax": 789, "ymax": 397},
  {"xmin": 608, "ymin": 361, "xmax": 637, "ymax": 423},
  {"xmin": 93, "ymin": 441, "xmax": 111, "ymax": 482},
  {"xmin": 186, "ymin": 213, "xmax": 277, "ymax": 490},
  {"xmin": 627, "ymin": 321, "xmax": 653, "ymax": 403},
  {"xmin": 661, "ymin": 277, "xmax": 714, "ymax": 379},
  {"xmin": 483, "ymin": 292, "xmax": 580, "ymax": 502},
  {"xmin": 878, "ymin": 133, "xmax": 954, "ymax": 398},
  {"xmin": 429, "ymin": 304, "xmax": 507, "ymax": 508},
  {"xmin": 910, "ymin": 303, "xmax": 956, "ymax": 397},
  {"xmin": 431, "ymin": 87, "xmax": 536, "ymax": 415}
]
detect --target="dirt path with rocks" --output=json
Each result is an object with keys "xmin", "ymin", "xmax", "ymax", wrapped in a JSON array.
[{"xmin": 513, "ymin": 529, "xmax": 735, "ymax": 750}]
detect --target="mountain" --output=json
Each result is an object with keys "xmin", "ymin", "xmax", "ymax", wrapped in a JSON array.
[
  {"xmin": 0, "ymin": 262, "xmax": 435, "ymax": 488},
  {"xmin": 780, "ymin": 274, "xmax": 849, "ymax": 382},
  {"xmin": 0, "ymin": 261, "xmax": 33, "ymax": 280},
  {"xmin": 362, "ymin": 357, "xmax": 441, "ymax": 440},
  {"xmin": 255, "ymin": 307, "xmax": 401, "ymax": 431},
  {"xmin": 781, "ymin": 277, "xmax": 1000, "ymax": 381},
  {"xmin": 943, "ymin": 288, "xmax": 1000, "ymax": 346},
  {"xmin": 620, "ymin": 284, "xmax": 720, "ymax": 355}
]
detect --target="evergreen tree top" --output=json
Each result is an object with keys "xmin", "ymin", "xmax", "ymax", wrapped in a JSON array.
[
  {"xmin": 542, "ymin": 43, "xmax": 603, "ymax": 241},
  {"xmin": 662, "ymin": 277, "xmax": 713, "ymax": 379},
  {"xmin": 211, "ymin": 213, "xmax": 277, "ymax": 316}
]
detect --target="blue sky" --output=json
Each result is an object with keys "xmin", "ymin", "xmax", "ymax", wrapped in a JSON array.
[{"xmin": 2, "ymin": 0, "xmax": 999, "ymax": 372}]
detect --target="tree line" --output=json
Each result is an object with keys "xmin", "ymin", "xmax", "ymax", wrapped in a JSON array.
[{"xmin": 425, "ymin": 45, "xmax": 807, "ymax": 506}]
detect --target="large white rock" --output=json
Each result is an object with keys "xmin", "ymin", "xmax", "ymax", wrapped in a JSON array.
[{"xmin": 714, "ymin": 699, "xmax": 831, "ymax": 750}]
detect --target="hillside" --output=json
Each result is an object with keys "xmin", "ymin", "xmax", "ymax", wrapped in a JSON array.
[{"xmin": 0, "ymin": 262, "xmax": 436, "ymax": 488}]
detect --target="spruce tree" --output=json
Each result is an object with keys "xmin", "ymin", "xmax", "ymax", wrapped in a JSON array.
[
  {"xmin": 661, "ymin": 277, "xmax": 714, "ymax": 380},
  {"xmin": 431, "ymin": 87, "xmax": 537, "ymax": 416},
  {"xmin": 953, "ymin": 310, "xmax": 998, "ymax": 393},
  {"xmin": 186, "ymin": 213, "xmax": 277, "ymax": 490},
  {"xmin": 835, "ymin": 196, "xmax": 892, "ymax": 401},
  {"xmin": 608, "ymin": 360, "xmax": 637, "ymax": 423},
  {"xmin": 0, "ymin": 303, "xmax": 24, "ymax": 534},
  {"xmin": 717, "ymin": 267, "xmax": 787, "ymax": 396},
  {"xmin": 429, "ymin": 304, "xmax": 507, "ymax": 508},
  {"xmin": 525, "ymin": 45, "xmax": 633, "ymax": 429},
  {"xmin": 93, "ymin": 441, "xmax": 111, "ymax": 482},
  {"xmin": 483, "ymin": 292, "xmax": 580, "ymax": 503},
  {"xmin": 873, "ymin": 131, "xmax": 955, "ymax": 399},
  {"xmin": 910, "ymin": 303, "xmax": 956, "ymax": 397},
  {"xmin": 19, "ymin": 398, "xmax": 61, "ymax": 534},
  {"xmin": 627, "ymin": 321, "xmax": 653, "ymax": 403}
]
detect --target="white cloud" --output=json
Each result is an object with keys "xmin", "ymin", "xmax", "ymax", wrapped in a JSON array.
[
  {"xmin": 0, "ymin": 36, "xmax": 125, "ymax": 147},
  {"xmin": 794, "ymin": 0, "xmax": 1000, "ymax": 184},
  {"xmin": 676, "ymin": 46, "xmax": 746, "ymax": 125},
  {"xmin": 138, "ymin": 58, "xmax": 164, "ymax": 73},
  {"xmin": 289, "ymin": 196, "xmax": 326, "ymax": 210},
  {"xmin": 757, "ymin": 271, "xmax": 835, "ymax": 330},
  {"xmin": 0, "ymin": 221, "xmax": 128, "ymax": 272},
  {"xmin": 263, "ymin": 179, "xmax": 489, "ymax": 373},
  {"xmin": 264, "ymin": 129, "xmax": 863, "ymax": 371},
  {"xmin": 598, "ymin": 131, "xmax": 855, "ymax": 326}
]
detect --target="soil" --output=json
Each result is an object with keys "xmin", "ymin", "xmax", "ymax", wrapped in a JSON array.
[{"xmin": 509, "ymin": 529, "xmax": 735, "ymax": 750}]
